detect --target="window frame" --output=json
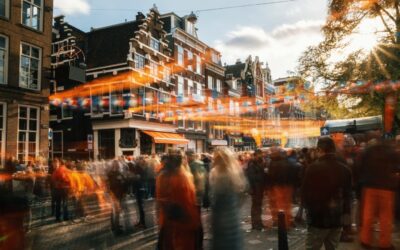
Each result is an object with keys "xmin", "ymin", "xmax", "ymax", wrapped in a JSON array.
[
  {"xmin": 207, "ymin": 76, "xmax": 213, "ymax": 90},
  {"xmin": 19, "ymin": 42, "xmax": 42, "ymax": 91},
  {"xmin": 21, "ymin": 0, "xmax": 43, "ymax": 31},
  {"xmin": 0, "ymin": 34, "xmax": 8, "ymax": 85},
  {"xmin": 196, "ymin": 55, "xmax": 201, "ymax": 74},
  {"xmin": 0, "ymin": 0, "xmax": 10, "ymax": 19},
  {"xmin": 17, "ymin": 105, "xmax": 39, "ymax": 163},
  {"xmin": 177, "ymin": 45, "xmax": 184, "ymax": 66},
  {"xmin": 134, "ymin": 53, "xmax": 145, "ymax": 69},
  {"xmin": 150, "ymin": 37, "xmax": 160, "ymax": 52}
]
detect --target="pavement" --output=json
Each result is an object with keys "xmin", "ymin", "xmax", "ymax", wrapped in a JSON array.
[{"xmin": 26, "ymin": 194, "xmax": 400, "ymax": 250}]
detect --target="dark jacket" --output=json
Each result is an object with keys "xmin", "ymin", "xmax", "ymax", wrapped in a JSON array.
[
  {"xmin": 267, "ymin": 155, "xmax": 299, "ymax": 188},
  {"xmin": 357, "ymin": 143, "xmax": 399, "ymax": 191},
  {"xmin": 245, "ymin": 157, "xmax": 267, "ymax": 191},
  {"xmin": 302, "ymin": 153, "xmax": 352, "ymax": 228}
]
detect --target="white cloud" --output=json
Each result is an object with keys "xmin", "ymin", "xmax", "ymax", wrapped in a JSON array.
[
  {"xmin": 54, "ymin": 0, "xmax": 90, "ymax": 15},
  {"xmin": 214, "ymin": 20, "xmax": 324, "ymax": 79}
]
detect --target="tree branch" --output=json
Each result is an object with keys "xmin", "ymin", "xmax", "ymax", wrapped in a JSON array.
[
  {"xmin": 377, "ymin": 3, "xmax": 397, "ymax": 23},
  {"xmin": 378, "ymin": 10, "xmax": 396, "ymax": 43}
]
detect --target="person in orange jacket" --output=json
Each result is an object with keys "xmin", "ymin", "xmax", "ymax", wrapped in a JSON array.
[{"xmin": 51, "ymin": 159, "xmax": 71, "ymax": 222}]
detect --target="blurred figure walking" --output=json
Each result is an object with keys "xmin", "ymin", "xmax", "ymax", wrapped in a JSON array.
[
  {"xmin": 302, "ymin": 137, "xmax": 352, "ymax": 250},
  {"xmin": 245, "ymin": 149, "xmax": 267, "ymax": 230},
  {"xmin": 156, "ymin": 150, "xmax": 201, "ymax": 250},
  {"xmin": 209, "ymin": 147, "xmax": 246, "ymax": 250},
  {"xmin": 358, "ymin": 142, "xmax": 398, "ymax": 249}
]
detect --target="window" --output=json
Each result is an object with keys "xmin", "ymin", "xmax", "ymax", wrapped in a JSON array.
[
  {"xmin": 186, "ymin": 21, "xmax": 195, "ymax": 36},
  {"xmin": 20, "ymin": 43, "xmax": 41, "ymax": 90},
  {"xmin": 177, "ymin": 45, "xmax": 184, "ymax": 66},
  {"xmin": 177, "ymin": 76, "xmax": 184, "ymax": 96},
  {"xmin": 187, "ymin": 79, "xmax": 193, "ymax": 96},
  {"xmin": 134, "ymin": 53, "xmax": 145, "ymax": 69},
  {"xmin": 177, "ymin": 110, "xmax": 184, "ymax": 128},
  {"xmin": 207, "ymin": 76, "xmax": 213, "ymax": 89},
  {"xmin": 187, "ymin": 51, "xmax": 193, "ymax": 71},
  {"xmin": 211, "ymin": 52, "xmax": 219, "ymax": 64},
  {"xmin": 0, "ymin": 35, "xmax": 8, "ymax": 85},
  {"xmin": 0, "ymin": 103, "xmax": 5, "ymax": 168},
  {"xmin": 149, "ymin": 61, "xmax": 158, "ymax": 76},
  {"xmin": 0, "ymin": 0, "xmax": 9, "ymax": 19},
  {"xmin": 150, "ymin": 37, "xmax": 160, "ymax": 51},
  {"xmin": 18, "ymin": 106, "xmax": 39, "ymax": 163},
  {"xmin": 91, "ymin": 87, "xmax": 109, "ymax": 114},
  {"xmin": 232, "ymin": 79, "xmax": 237, "ymax": 90},
  {"xmin": 22, "ymin": 0, "xmax": 43, "ymax": 31},
  {"xmin": 216, "ymin": 79, "xmax": 222, "ymax": 92},
  {"xmin": 195, "ymin": 82, "xmax": 202, "ymax": 96},
  {"xmin": 163, "ymin": 67, "xmax": 170, "ymax": 82},
  {"xmin": 196, "ymin": 55, "xmax": 201, "ymax": 74}
]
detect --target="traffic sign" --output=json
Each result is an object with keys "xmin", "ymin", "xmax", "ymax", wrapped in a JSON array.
[
  {"xmin": 87, "ymin": 134, "xmax": 93, "ymax": 143},
  {"xmin": 320, "ymin": 127, "xmax": 330, "ymax": 136}
]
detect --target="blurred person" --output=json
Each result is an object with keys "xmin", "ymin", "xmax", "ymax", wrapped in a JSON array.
[
  {"xmin": 358, "ymin": 142, "xmax": 398, "ymax": 249},
  {"xmin": 51, "ymin": 159, "xmax": 71, "ymax": 222},
  {"xmin": 107, "ymin": 159, "xmax": 129, "ymax": 234},
  {"xmin": 210, "ymin": 147, "xmax": 246, "ymax": 250},
  {"xmin": 146, "ymin": 154, "xmax": 159, "ymax": 199},
  {"xmin": 267, "ymin": 148, "xmax": 299, "ymax": 228},
  {"xmin": 156, "ymin": 150, "xmax": 202, "ymax": 250},
  {"xmin": 245, "ymin": 149, "xmax": 268, "ymax": 230},
  {"xmin": 202, "ymin": 153, "xmax": 212, "ymax": 209},
  {"xmin": 131, "ymin": 156, "xmax": 146, "ymax": 228},
  {"xmin": 302, "ymin": 137, "xmax": 352, "ymax": 250},
  {"xmin": 186, "ymin": 151, "xmax": 206, "ymax": 246}
]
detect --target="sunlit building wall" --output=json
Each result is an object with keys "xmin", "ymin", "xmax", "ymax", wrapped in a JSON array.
[{"xmin": 0, "ymin": 0, "xmax": 53, "ymax": 166}]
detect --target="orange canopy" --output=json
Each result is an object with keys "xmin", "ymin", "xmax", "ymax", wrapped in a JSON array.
[{"xmin": 142, "ymin": 131, "xmax": 189, "ymax": 144}]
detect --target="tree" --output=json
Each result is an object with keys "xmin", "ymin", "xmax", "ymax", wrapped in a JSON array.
[{"xmin": 299, "ymin": 0, "xmax": 400, "ymax": 133}]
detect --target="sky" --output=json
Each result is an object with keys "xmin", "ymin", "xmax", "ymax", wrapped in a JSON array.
[{"xmin": 53, "ymin": 0, "xmax": 328, "ymax": 79}]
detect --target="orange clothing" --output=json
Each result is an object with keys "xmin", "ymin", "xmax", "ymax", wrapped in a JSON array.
[
  {"xmin": 360, "ymin": 187, "xmax": 395, "ymax": 248},
  {"xmin": 268, "ymin": 186, "xmax": 293, "ymax": 228},
  {"xmin": 156, "ymin": 168, "xmax": 201, "ymax": 250},
  {"xmin": 51, "ymin": 166, "xmax": 71, "ymax": 189}
]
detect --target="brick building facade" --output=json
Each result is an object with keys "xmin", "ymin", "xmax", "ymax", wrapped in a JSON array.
[{"xmin": 0, "ymin": 0, "xmax": 53, "ymax": 167}]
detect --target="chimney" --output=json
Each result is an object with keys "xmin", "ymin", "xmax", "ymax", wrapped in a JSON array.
[
  {"xmin": 136, "ymin": 12, "xmax": 145, "ymax": 21},
  {"xmin": 236, "ymin": 59, "xmax": 241, "ymax": 64}
]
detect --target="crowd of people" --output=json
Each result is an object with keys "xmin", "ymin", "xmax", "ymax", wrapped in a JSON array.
[{"xmin": 1, "ymin": 135, "xmax": 400, "ymax": 250}]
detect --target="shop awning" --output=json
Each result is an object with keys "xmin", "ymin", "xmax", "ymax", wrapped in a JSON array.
[{"xmin": 142, "ymin": 131, "xmax": 189, "ymax": 145}]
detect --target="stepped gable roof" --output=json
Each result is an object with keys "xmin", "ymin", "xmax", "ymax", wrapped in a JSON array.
[{"xmin": 86, "ymin": 21, "xmax": 140, "ymax": 68}]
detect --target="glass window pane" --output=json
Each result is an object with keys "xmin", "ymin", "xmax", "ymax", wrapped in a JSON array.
[
  {"xmin": 0, "ymin": 37, "xmax": 5, "ymax": 48},
  {"xmin": 34, "ymin": 0, "xmax": 41, "ymax": 6},
  {"xmin": 0, "ymin": 0, "xmax": 5, "ymax": 18},
  {"xmin": 29, "ymin": 108, "xmax": 37, "ymax": 119},
  {"xmin": 29, "ymin": 132, "xmax": 36, "ymax": 142},
  {"xmin": 22, "ymin": 2, "xmax": 30, "ymax": 26},
  {"xmin": 19, "ymin": 119, "xmax": 27, "ymax": 130},
  {"xmin": 22, "ymin": 45, "xmax": 30, "ymax": 56},
  {"xmin": 31, "ymin": 47, "xmax": 39, "ymax": 58},
  {"xmin": 29, "ymin": 120, "xmax": 37, "ymax": 131},
  {"xmin": 20, "ymin": 107, "xmax": 27, "ymax": 118},
  {"xmin": 19, "ymin": 132, "xmax": 26, "ymax": 142}
]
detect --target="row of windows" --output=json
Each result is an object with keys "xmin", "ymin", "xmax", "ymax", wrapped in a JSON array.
[
  {"xmin": 133, "ymin": 53, "xmax": 171, "ymax": 82},
  {"xmin": 177, "ymin": 76, "xmax": 203, "ymax": 97},
  {"xmin": 0, "ymin": 35, "xmax": 42, "ymax": 90},
  {"xmin": 1, "ymin": 0, "xmax": 43, "ymax": 31},
  {"xmin": 0, "ymin": 103, "xmax": 40, "ymax": 166},
  {"xmin": 207, "ymin": 76, "xmax": 222, "ymax": 92},
  {"xmin": 176, "ymin": 45, "xmax": 202, "ymax": 75}
]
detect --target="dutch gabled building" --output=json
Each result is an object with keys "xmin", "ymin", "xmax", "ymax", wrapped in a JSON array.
[
  {"xmin": 0, "ymin": 0, "xmax": 53, "ymax": 166},
  {"xmin": 51, "ymin": 7, "xmax": 190, "ymax": 160}
]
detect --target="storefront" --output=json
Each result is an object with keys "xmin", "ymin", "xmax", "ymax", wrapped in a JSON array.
[{"xmin": 92, "ymin": 119, "xmax": 187, "ymax": 159}]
